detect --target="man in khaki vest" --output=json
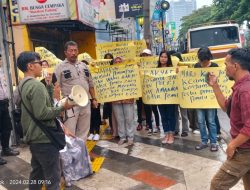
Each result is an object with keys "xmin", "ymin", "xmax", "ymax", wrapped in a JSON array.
[{"xmin": 55, "ymin": 41, "xmax": 98, "ymax": 141}]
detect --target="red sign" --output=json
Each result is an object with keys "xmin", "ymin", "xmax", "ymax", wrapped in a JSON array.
[{"xmin": 37, "ymin": 0, "xmax": 47, "ymax": 3}]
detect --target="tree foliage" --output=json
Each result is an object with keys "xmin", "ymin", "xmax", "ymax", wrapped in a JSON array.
[
  {"xmin": 179, "ymin": 0, "xmax": 250, "ymax": 39},
  {"xmin": 179, "ymin": 6, "xmax": 213, "ymax": 38}
]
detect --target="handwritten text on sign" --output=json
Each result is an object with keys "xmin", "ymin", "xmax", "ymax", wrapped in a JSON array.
[
  {"xmin": 91, "ymin": 65, "xmax": 142, "ymax": 103},
  {"xmin": 179, "ymin": 68, "xmax": 233, "ymax": 108},
  {"xmin": 96, "ymin": 40, "xmax": 146, "ymax": 59},
  {"xmin": 141, "ymin": 68, "xmax": 179, "ymax": 104}
]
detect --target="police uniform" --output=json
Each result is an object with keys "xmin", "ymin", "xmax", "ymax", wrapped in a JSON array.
[{"xmin": 55, "ymin": 59, "xmax": 94, "ymax": 141}]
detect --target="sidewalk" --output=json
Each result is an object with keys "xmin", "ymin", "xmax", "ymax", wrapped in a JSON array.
[{"xmin": 0, "ymin": 108, "xmax": 243, "ymax": 190}]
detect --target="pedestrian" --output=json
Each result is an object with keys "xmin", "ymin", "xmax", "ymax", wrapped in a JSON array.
[
  {"xmin": 209, "ymin": 48, "xmax": 250, "ymax": 189},
  {"xmin": 14, "ymin": 51, "xmax": 74, "ymax": 190},
  {"xmin": 194, "ymin": 47, "xmax": 218, "ymax": 152},
  {"xmin": 140, "ymin": 49, "xmax": 160, "ymax": 136},
  {"xmin": 0, "ymin": 54, "xmax": 20, "ymax": 165},
  {"xmin": 157, "ymin": 50, "xmax": 177, "ymax": 144},
  {"xmin": 102, "ymin": 53, "xmax": 115, "ymax": 136},
  {"xmin": 54, "ymin": 41, "xmax": 98, "ymax": 141},
  {"xmin": 112, "ymin": 56, "xmax": 135, "ymax": 145}
]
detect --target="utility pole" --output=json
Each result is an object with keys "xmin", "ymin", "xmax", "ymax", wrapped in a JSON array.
[
  {"xmin": 0, "ymin": 1, "xmax": 17, "ymax": 145},
  {"xmin": 143, "ymin": 0, "xmax": 152, "ymax": 49}
]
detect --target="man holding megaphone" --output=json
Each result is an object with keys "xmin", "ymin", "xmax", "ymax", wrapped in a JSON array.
[{"xmin": 54, "ymin": 41, "xmax": 98, "ymax": 142}]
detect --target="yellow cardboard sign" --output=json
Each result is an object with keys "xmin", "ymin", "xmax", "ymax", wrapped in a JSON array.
[
  {"xmin": 135, "ymin": 57, "xmax": 158, "ymax": 68},
  {"xmin": 96, "ymin": 45, "xmax": 137, "ymax": 60},
  {"xmin": 91, "ymin": 59, "xmax": 112, "ymax": 67},
  {"xmin": 141, "ymin": 68, "xmax": 179, "ymax": 104},
  {"xmin": 91, "ymin": 65, "xmax": 142, "ymax": 103},
  {"xmin": 35, "ymin": 47, "xmax": 62, "ymax": 68},
  {"xmin": 181, "ymin": 53, "xmax": 198, "ymax": 62},
  {"xmin": 134, "ymin": 40, "xmax": 147, "ymax": 57},
  {"xmin": 178, "ymin": 67, "xmax": 233, "ymax": 108},
  {"xmin": 96, "ymin": 40, "xmax": 146, "ymax": 59},
  {"xmin": 178, "ymin": 58, "xmax": 226, "ymax": 68}
]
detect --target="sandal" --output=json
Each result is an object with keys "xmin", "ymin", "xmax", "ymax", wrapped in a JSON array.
[
  {"xmin": 167, "ymin": 134, "xmax": 174, "ymax": 144},
  {"xmin": 161, "ymin": 134, "xmax": 169, "ymax": 144}
]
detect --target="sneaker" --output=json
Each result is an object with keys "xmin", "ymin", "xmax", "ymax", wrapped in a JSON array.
[
  {"xmin": 1, "ymin": 148, "xmax": 19, "ymax": 156},
  {"xmin": 174, "ymin": 131, "xmax": 179, "ymax": 136},
  {"xmin": 217, "ymin": 135, "xmax": 222, "ymax": 141},
  {"xmin": 87, "ymin": 134, "xmax": 94, "ymax": 140},
  {"xmin": 0, "ymin": 157, "xmax": 7, "ymax": 165},
  {"xmin": 93, "ymin": 134, "xmax": 100, "ymax": 141},
  {"xmin": 127, "ymin": 139, "xmax": 134, "ymax": 146},
  {"xmin": 181, "ymin": 132, "xmax": 188, "ymax": 137},
  {"xmin": 118, "ymin": 139, "xmax": 126, "ymax": 145},
  {"xmin": 153, "ymin": 128, "xmax": 158, "ymax": 134},
  {"xmin": 192, "ymin": 130, "xmax": 200, "ymax": 134},
  {"xmin": 136, "ymin": 124, "xmax": 143, "ymax": 131},
  {"xmin": 147, "ymin": 129, "xmax": 153, "ymax": 136},
  {"xmin": 210, "ymin": 144, "xmax": 218, "ymax": 152},
  {"xmin": 195, "ymin": 143, "xmax": 208, "ymax": 150},
  {"xmin": 145, "ymin": 125, "xmax": 149, "ymax": 130}
]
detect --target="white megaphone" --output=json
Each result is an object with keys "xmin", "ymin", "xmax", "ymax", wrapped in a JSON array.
[{"xmin": 57, "ymin": 85, "xmax": 89, "ymax": 107}]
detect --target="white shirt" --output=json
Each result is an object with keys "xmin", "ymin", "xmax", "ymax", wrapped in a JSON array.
[{"xmin": 0, "ymin": 67, "xmax": 8, "ymax": 100}]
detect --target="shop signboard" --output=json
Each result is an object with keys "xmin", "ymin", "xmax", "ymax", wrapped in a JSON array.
[
  {"xmin": 77, "ymin": 0, "xmax": 94, "ymax": 27},
  {"xmin": 115, "ymin": 0, "xmax": 143, "ymax": 18},
  {"xmin": 18, "ymin": 0, "xmax": 70, "ymax": 24}
]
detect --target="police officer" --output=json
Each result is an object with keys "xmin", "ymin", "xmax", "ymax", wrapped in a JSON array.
[
  {"xmin": 0, "ymin": 54, "xmax": 19, "ymax": 165},
  {"xmin": 55, "ymin": 41, "xmax": 98, "ymax": 141}
]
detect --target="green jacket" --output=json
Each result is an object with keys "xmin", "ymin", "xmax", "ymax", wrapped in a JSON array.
[{"xmin": 20, "ymin": 78, "xmax": 64, "ymax": 144}]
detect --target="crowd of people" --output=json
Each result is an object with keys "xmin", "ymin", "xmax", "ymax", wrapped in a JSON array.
[{"xmin": 0, "ymin": 41, "xmax": 249, "ymax": 190}]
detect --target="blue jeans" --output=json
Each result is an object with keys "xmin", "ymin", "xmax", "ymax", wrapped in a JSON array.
[
  {"xmin": 158, "ymin": 104, "xmax": 176, "ymax": 133},
  {"xmin": 196, "ymin": 109, "xmax": 217, "ymax": 144}
]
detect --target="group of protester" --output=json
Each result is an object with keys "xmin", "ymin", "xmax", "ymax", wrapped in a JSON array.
[{"xmin": 0, "ymin": 40, "xmax": 249, "ymax": 190}]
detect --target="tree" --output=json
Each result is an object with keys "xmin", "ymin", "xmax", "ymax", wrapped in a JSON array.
[
  {"xmin": 179, "ymin": 6, "xmax": 213, "ymax": 38},
  {"xmin": 211, "ymin": 0, "xmax": 250, "ymax": 25},
  {"xmin": 231, "ymin": 0, "xmax": 250, "ymax": 26}
]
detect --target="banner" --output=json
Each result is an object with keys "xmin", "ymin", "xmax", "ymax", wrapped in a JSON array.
[
  {"xmin": 76, "ymin": 0, "xmax": 94, "ymax": 27},
  {"xmin": 141, "ymin": 68, "xmax": 179, "ymax": 104},
  {"xmin": 178, "ymin": 67, "xmax": 233, "ymax": 108},
  {"xmin": 96, "ymin": 40, "xmax": 146, "ymax": 59},
  {"xmin": 91, "ymin": 65, "xmax": 141, "ymax": 103},
  {"xmin": 18, "ymin": 0, "xmax": 70, "ymax": 24},
  {"xmin": 114, "ymin": 0, "xmax": 143, "ymax": 18}
]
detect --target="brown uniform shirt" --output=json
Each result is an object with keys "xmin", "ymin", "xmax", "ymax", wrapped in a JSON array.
[{"xmin": 54, "ymin": 59, "xmax": 94, "ymax": 98}]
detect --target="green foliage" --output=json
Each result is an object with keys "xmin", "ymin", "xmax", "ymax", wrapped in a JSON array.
[
  {"xmin": 179, "ymin": 0, "xmax": 250, "ymax": 39},
  {"xmin": 179, "ymin": 6, "xmax": 213, "ymax": 38},
  {"xmin": 231, "ymin": 0, "xmax": 250, "ymax": 25}
]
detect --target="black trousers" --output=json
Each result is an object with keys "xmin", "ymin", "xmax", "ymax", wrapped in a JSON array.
[
  {"xmin": 144, "ymin": 105, "xmax": 160, "ymax": 129},
  {"xmin": 29, "ymin": 143, "xmax": 61, "ymax": 190},
  {"xmin": 103, "ymin": 102, "xmax": 112, "ymax": 129},
  {"xmin": 90, "ymin": 104, "xmax": 101, "ymax": 134},
  {"xmin": 0, "ymin": 99, "xmax": 12, "ymax": 150},
  {"xmin": 136, "ymin": 98, "xmax": 143, "ymax": 124}
]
